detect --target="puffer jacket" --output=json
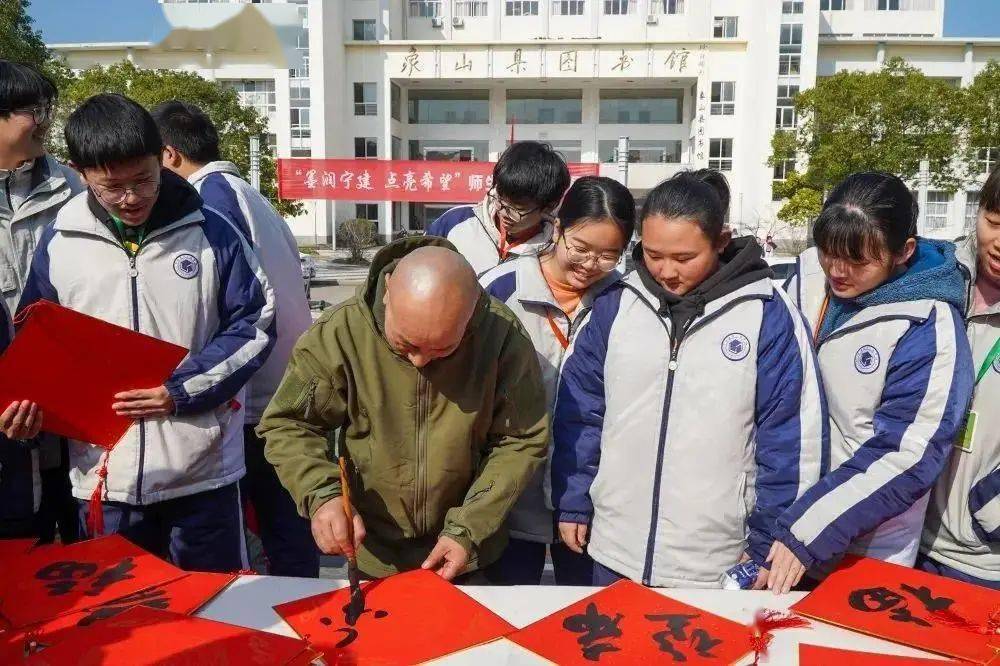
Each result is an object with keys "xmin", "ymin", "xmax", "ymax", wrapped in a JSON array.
[{"xmin": 18, "ymin": 171, "xmax": 276, "ymax": 505}]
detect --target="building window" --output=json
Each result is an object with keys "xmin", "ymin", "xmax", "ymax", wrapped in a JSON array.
[
  {"xmin": 775, "ymin": 84, "xmax": 799, "ymax": 128},
  {"xmin": 603, "ymin": 0, "xmax": 635, "ymax": 15},
  {"xmin": 979, "ymin": 147, "xmax": 998, "ymax": 175},
  {"xmin": 780, "ymin": 23, "xmax": 803, "ymax": 53},
  {"xmin": 598, "ymin": 140, "xmax": 682, "ymax": 164},
  {"xmin": 876, "ymin": 0, "xmax": 901, "ymax": 10},
  {"xmin": 356, "ymin": 204, "xmax": 379, "ymax": 222},
  {"xmin": 391, "ymin": 83, "xmax": 402, "ymax": 122},
  {"xmin": 225, "ymin": 80, "xmax": 276, "ymax": 117},
  {"xmin": 713, "ymin": 16, "xmax": 738, "ymax": 38},
  {"xmin": 456, "ymin": 1, "xmax": 488, "ymax": 16},
  {"xmin": 710, "ymin": 82, "xmax": 735, "ymax": 116},
  {"xmin": 966, "ymin": 191, "xmax": 981, "ymax": 228},
  {"xmin": 408, "ymin": 0, "xmax": 442, "ymax": 17},
  {"xmin": 410, "ymin": 140, "xmax": 487, "ymax": 161},
  {"xmin": 773, "ymin": 156, "xmax": 796, "ymax": 182},
  {"xmin": 392, "ymin": 136, "xmax": 403, "ymax": 160},
  {"xmin": 354, "ymin": 83, "xmax": 377, "ymax": 116},
  {"xmin": 599, "ymin": 89, "xmax": 683, "ymax": 124},
  {"xmin": 352, "ymin": 19, "xmax": 376, "ymax": 40},
  {"xmin": 709, "ymin": 138, "xmax": 733, "ymax": 171},
  {"xmin": 925, "ymin": 191, "xmax": 951, "ymax": 230},
  {"xmin": 821, "ymin": 0, "xmax": 849, "ymax": 9},
  {"xmin": 778, "ymin": 54, "xmax": 802, "ymax": 75},
  {"xmin": 409, "ymin": 89, "xmax": 489, "ymax": 124},
  {"xmin": 354, "ymin": 137, "xmax": 378, "ymax": 159},
  {"xmin": 290, "ymin": 78, "xmax": 310, "ymax": 103},
  {"xmin": 552, "ymin": 0, "xmax": 585, "ymax": 15},
  {"xmin": 290, "ymin": 108, "xmax": 310, "ymax": 148},
  {"xmin": 783, "ymin": 1, "xmax": 805, "ymax": 13},
  {"xmin": 650, "ymin": 0, "xmax": 684, "ymax": 14},
  {"xmin": 507, "ymin": 89, "xmax": 582, "ymax": 124},
  {"xmin": 506, "ymin": 0, "xmax": 539, "ymax": 15}
]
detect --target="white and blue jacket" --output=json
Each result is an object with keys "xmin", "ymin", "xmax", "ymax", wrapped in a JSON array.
[
  {"xmin": 18, "ymin": 172, "xmax": 276, "ymax": 505},
  {"xmin": 426, "ymin": 195, "xmax": 554, "ymax": 277},
  {"xmin": 777, "ymin": 243, "xmax": 974, "ymax": 569},
  {"xmin": 552, "ymin": 260, "xmax": 825, "ymax": 588},
  {"xmin": 480, "ymin": 255, "xmax": 618, "ymax": 544}
]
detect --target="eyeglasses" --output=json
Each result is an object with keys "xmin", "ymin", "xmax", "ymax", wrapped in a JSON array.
[
  {"xmin": 560, "ymin": 235, "xmax": 621, "ymax": 272},
  {"xmin": 91, "ymin": 179, "xmax": 160, "ymax": 205},
  {"xmin": 7, "ymin": 104, "xmax": 54, "ymax": 126},
  {"xmin": 488, "ymin": 190, "xmax": 555, "ymax": 226}
]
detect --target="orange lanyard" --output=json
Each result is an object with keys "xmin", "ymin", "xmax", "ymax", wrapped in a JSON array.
[
  {"xmin": 813, "ymin": 293, "xmax": 830, "ymax": 343},
  {"xmin": 546, "ymin": 310, "xmax": 570, "ymax": 350}
]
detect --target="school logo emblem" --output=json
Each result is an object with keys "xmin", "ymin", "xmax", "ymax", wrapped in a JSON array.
[
  {"xmin": 173, "ymin": 253, "xmax": 199, "ymax": 279},
  {"xmin": 854, "ymin": 345, "xmax": 881, "ymax": 374},
  {"xmin": 721, "ymin": 333, "xmax": 751, "ymax": 361}
]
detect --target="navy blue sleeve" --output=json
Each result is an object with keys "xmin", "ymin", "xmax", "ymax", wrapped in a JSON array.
[
  {"xmin": 16, "ymin": 225, "xmax": 59, "ymax": 315},
  {"xmin": 970, "ymin": 465, "xmax": 1000, "ymax": 542},
  {"xmin": 197, "ymin": 173, "xmax": 252, "ymax": 241}
]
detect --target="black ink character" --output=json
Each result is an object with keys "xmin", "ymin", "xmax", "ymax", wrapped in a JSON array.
[
  {"xmin": 848, "ymin": 587, "xmax": 931, "ymax": 628},
  {"xmin": 85, "ymin": 557, "xmax": 137, "ymax": 596},
  {"xmin": 78, "ymin": 585, "xmax": 170, "ymax": 626},
  {"xmin": 35, "ymin": 561, "xmax": 98, "ymax": 596},
  {"xmin": 646, "ymin": 613, "xmax": 702, "ymax": 662},
  {"xmin": 900, "ymin": 584, "xmax": 954, "ymax": 613},
  {"xmin": 689, "ymin": 628, "xmax": 723, "ymax": 658},
  {"xmin": 319, "ymin": 606, "xmax": 390, "ymax": 649},
  {"xmin": 563, "ymin": 603, "xmax": 624, "ymax": 662}
]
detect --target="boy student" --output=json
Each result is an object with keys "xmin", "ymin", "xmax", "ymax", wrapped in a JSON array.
[
  {"xmin": 427, "ymin": 141, "xmax": 571, "ymax": 276},
  {"xmin": 0, "ymin": 60, "xmax": 83, "ymax": 542},
  {"xmin": 152, "ymin": 100, "xmax": 317, "ymax": 577},
  {"xmin": 18, "ymin": 93, "xmax": 276, "ymax": 572}
]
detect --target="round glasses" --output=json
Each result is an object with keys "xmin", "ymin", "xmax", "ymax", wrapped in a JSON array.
[
  {"xmin": 561, "ymin": 235, "xmax": 621, "ymax": 272},
  {"xmin": 92, "ymin": 180, "xmax": 160, "ymax": 205},
  {"xmin": 8, "ymin": 104, "xmax": 54, "ymax": 126}
]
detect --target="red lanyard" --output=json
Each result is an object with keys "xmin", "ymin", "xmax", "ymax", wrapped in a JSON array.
[{"xmin": 546, "ymin": 310, "xmax": 570, "ymax": 350}]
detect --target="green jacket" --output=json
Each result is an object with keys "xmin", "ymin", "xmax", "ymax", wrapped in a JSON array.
[{"xmin": 259, "ymin": 236, "xmax": 549, "ymax": 577}]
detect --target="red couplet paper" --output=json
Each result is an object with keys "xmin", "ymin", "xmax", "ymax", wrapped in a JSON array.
[
  {"xmin": 0, "ymin": 534, "xmax": 185, "ymax": 629},
  {"xmin": 0, "ymin": 572, "xmax": 236, "ymax": 661},
  {"xmin": 798, "ymin": 645, "xmax": 963, "ymax": 665},
  {"xmin": 507, "ymin": 579, "xmax": 754, "ymax": 665},
  {"xmin": 23, "ymin": 606, "xmax": 319, "ymax": 665},
  {"xmin": 0, "ymin": 300, "xmax": 188, "ymax": 448},
  {"xmin": 791, "ymin": 556, "xmax": 1000, "ymax": 664},
  {"xmin": 273, "ymin": 568, "xmax": 514, "ymax": 664}
]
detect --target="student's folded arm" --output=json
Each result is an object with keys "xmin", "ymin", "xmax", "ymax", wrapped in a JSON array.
[
  {"xmin": 748, "ymin": 295, "xmax": 827, "ymax": 566},
  {"xmin": 441, "ymin": 323, "xmax": 549, "ymax": 554},
  {"xmin": 970, "ymin": 463, "xmax": 1000, "ymax": 543},
  {"xmin": 165, "ymin": 217, "xmax": 276, "ymax": 415},
  {"xmin": 775, "ymin": 304, "xmax": 974, "ymax": 567},
  {"xmin": 258, "ymin": 321, "xmax": 349, "ymax": 520}
]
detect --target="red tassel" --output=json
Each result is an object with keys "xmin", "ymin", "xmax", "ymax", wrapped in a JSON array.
[
  {"xmin": 930, "ymin": 606, "xmax": 1000, "ymax": 635},
  {"xmin": 749, "ymin": 609, "xmax": 811, "ymax": 665},
  {"xmin": 87, "ymin": 452, "xmax": 110, "ymax": 538}
]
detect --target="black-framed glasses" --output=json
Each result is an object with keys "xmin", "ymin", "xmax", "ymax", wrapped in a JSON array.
[
  {"xmin": 91, "ymin": 179, "xmax": 161, "ymax": 205},
  {"xmin": 4, "ymin": 104, "xmax": 54, "ymax": 125},
  {"xmin": 560, "ymin": 234, "xmax": 621, "ymax": 271},
  {"xmin": 488, "ymin": 189, "xmax": 555, "ymax": 226}
]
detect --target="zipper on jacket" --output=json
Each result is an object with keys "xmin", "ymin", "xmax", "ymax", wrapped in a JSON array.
[
  {"xmin": 3, "ymin": 172, "xmax": 12, "ymax": 212},
  {"xmin": 301, "ymin": 381, "xmax": 318, "ymax": 420},
  {"xmin": 415, "ymin": 372, "xmax": 429, "ymax": 534},
  {"xmin": 126, "ymin": 253, "xmax": 148, "ymax": 504}
]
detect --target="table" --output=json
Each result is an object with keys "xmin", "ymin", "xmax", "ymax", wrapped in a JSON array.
[{"xmin": 197, "ymin": 576, "xmax": 951, "ymax": 664}]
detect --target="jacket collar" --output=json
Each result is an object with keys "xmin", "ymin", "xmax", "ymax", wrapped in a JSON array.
[
  {"xmin": 624, "ymin": 270, "xmax": 773, "ymax": 326},
  {"xmin": 954, "ymin": 234, "xmax": 1000, "ymax": 319},
  {"xmin": 6, "ymin": 155, "xmax": 77, "ymax": 222},
  {"xmin": 187, "ymin": 161, "xmax": 242, "ymax": 185},
  {"xmin": 513, "ymin": 255, "xmax": 618, "ymax": 318}
]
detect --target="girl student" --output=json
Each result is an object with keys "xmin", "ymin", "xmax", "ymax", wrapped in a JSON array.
[
  {"xmin": 551, "ymin": 171, "xmax": 825, "ymax": 588},
  {"xmin": 769, "ymin": 172, "xmax": 975, "ymax": 592},
  {"xmin": 479, "ymin": 175, "xmax": 636, "ymax": 585}
]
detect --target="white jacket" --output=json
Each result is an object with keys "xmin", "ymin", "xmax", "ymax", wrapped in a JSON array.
[
  {"xmin": 188, "ymin": 161, "xmax": 311, "ymax": 424},
  {"xmin": 19, "ymin": 175, "xmax": 275, "ymax": 504}
]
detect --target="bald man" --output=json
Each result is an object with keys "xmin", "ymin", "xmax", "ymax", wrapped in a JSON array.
[{"xmin": 259, "ymin": 237, "xmax": 548, "ymax": 580}]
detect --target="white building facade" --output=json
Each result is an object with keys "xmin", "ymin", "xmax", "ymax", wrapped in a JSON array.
[{"xmin": 51, "ymin": 0, "xmax": 1000, "ymax": 244}]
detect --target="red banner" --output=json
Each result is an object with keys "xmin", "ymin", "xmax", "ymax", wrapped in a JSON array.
[{"xmin": 277, "ymin": 159, "xmax": 600, "ymax": 203}]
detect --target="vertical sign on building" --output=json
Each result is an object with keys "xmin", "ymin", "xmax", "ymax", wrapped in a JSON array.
[{"xmin": 695, "ymin": 44, "xmax": 709, "ymax": 165}]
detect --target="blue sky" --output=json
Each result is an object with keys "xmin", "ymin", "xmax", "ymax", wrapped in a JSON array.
[{"xmin": 27, "ymin": 0, "xmax": 1000, "ymax": 44}]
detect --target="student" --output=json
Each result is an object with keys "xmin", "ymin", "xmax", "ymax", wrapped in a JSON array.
[
  {"xmin": 480, "ymin": 176, "xmax": 635, "ymax": 585},
  {"xmin": 152, "ymin": 100, "xmax": 317, "ymax": 578},
  {"xmin": 18, "ymin": 93, "xmax": 275, "ymax": 572},
  {"xmin": 770, "ymin": 172, "xmax": 974, "ymax": 592},
  {"xmin": 919, "ymin": 165, "xmax": 1000, "ymax": 590},
  {"xmin": 0, "ymin": 60, "xmax": 83, "ymax": 544},
  {"xmin": 552, "ymin": 171, "xmax": 825, "ymax": 589},
  {"xmin": 426, "ymin": 141, "xmax": 570, "ymax": 276}
]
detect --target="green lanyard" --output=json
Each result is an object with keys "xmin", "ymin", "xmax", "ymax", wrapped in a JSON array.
[{"xmin": 975, "ymin": 335, "xmax": 1000, "ymax": 385}]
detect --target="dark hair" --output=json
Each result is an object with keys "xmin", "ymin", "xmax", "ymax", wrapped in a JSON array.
[
  {"xmin": 690, "ymin": 168, "xmax": 730, "ymax": 218},
  {"xmin": 151, "ymin": 100, "xmax": 220, "ymax": 164},
  {"xmin": 813, "ymin": 172, "xmax": 917, "ymax": 263},
  {"xmin": 492, "ymin": 141, "xmax": 571, "ymax": 210},
  {"xmin": 639, "ymin": 171, "xmax": 725, "ymax": 242},
  {"xmin": 558, "ymin": 176, "xmax": 636, "ymax": 241},
  {"xmin": 0, "ymin": 60, "xmax": 57, "ymax": 118},
  {"xmin": 981, "ymin": 162, "xmax": 1000, "ymax": 215},
  {"xmin": 65, "ymin": 93, "xmax": 163, "ymax": 170}
]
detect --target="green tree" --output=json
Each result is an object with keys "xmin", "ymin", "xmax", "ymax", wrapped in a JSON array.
[
  {"xmin": 768, "ymin": 58, "xmax": 963, "ymax": 225},
  {"xmin": 0, "ymin": 0, "xmax": 72, "ymax": 86},
  {"xmin": 58, "ymin": 62, "xmax": 301, "ymax": 217},
  {"xmin": 960, "ymin": 60, "xmax": 1000, "ymax": 184}
]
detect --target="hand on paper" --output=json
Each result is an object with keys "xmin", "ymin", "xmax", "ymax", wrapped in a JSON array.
[
  {"xmin": 558, "ymin": 522, "xmax": 589, "ymax": 554},
  {"xmin": 0, "ymin": 400, "xmax": 43, "ymax": 440},
  {"xmin": 112, "ymin": 386, "xmax": 175, "ymax": 418},
  {"xmin": 738, "ymin": 551, "xmax": 770, "ymax": 590},
  {"xmin": 421, "ymin": 536, "xmax": 469, "ymax": 581},
  {"xmin": 312, "ymin": 497, "xmax": 366, "ymax": 557},
  {"xmin": 765, "ymin": 540, "xmax": 807, "ymax": 594}
]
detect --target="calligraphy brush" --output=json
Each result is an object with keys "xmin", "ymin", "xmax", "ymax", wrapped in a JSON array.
[{"xmin": 339, "ymin": 453, "xmax": 365, "ymax": 626}]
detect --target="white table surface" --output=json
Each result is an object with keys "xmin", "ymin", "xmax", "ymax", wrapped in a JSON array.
[{"xmin": 197, "ymin": 576, "xmax": 950, "ymax": 664}]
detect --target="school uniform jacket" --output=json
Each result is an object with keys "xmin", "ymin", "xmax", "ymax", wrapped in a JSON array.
[
  {"xmin": 480, "ymin": 255, "xmax": 618, "ymax": 544},
  {"xmin": 552, "ymin": 268, "xmax": 825, "ymax": 588},
  {"xmin": 18, "ymin": 175, "xmax": 276, "ymax": 505},
  {"xmin": 776, "ymin": 246, "xmax": 974, "ymax": 569},
  {"xmin": 426, "ymin": 195, "xmax": 554, "ymax": 276}
]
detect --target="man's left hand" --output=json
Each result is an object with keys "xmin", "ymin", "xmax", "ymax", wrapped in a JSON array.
[
  {"xmin": 113, "ymin": 386, "xmax": 175, "ymax": 418},
  {"xmin": 421, "ymin": 536, "xmax": 469, "ymax": 581}
]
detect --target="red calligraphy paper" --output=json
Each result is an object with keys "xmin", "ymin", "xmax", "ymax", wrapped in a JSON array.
[
  {"xmin": 799, "ymin": 644, "xmax": 963, "ymax": 665},
  {"xmin": 507, "ymin": 579, "xmax": 754, "ymax": 665},
  {"xmin": 0, "ymin": 300, "xmax": 188, "ymax": 448},
  {"xmin": 791, "ymin": 556, "xmax": 1000, "ymax": 664},
  {"xmin": 0, "ymin": 571, "xmax": 236, "ymax": 661},
  {"xmin": 23, "ymin": 606, "xmax": 319, "ymax": 665},
  {"xmin": 273, "ymin": 568, "xmax": 513, "ymax": 664},
  {"xmin": 0, "ymin": 534, "xmax": 185, "ymax": 629}
]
